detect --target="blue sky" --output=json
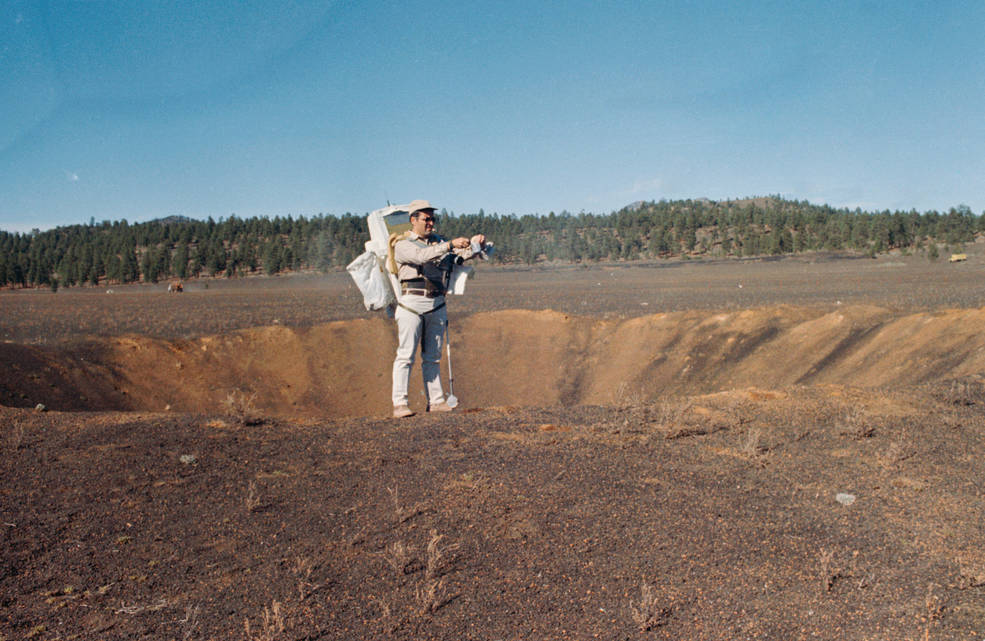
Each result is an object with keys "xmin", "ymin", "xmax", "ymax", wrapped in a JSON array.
[{"xmin": 2, "ymin": 1, "xmax": 984, "ymax": 233}]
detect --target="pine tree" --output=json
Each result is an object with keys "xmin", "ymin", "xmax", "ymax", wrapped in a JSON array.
[
  {"xmin": 263, "ymin": 242, "xmax": 283, "ymax": 275},
  {"xmin": 173, "ymin": 243, "xmax": 189, "ymax": 279},
  {"xmin": 121, "ymin": 245, "xmax": 139, "ymax": 283}
]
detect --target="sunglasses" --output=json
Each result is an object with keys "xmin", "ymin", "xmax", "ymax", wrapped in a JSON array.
[{"xmin": 415, "ymin": 214, "xmax": 437, "ymax": 223}]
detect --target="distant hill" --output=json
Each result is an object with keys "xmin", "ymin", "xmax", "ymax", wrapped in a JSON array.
[{"xmin": 150, "ymin": 215, "xmax": 197, "ymax": 225}]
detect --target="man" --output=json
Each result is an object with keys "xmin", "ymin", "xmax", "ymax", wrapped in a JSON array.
[{"xmin": 391, "ymin": 200, "xmax": 485, "ymax": 418}]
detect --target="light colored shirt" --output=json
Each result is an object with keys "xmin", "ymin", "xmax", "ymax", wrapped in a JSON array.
[
  {"xmin": 393, "ymin": 233, "xmax": 453, "ymax": 282},
  {"xmin": 393, "ymin": 232, "xmax": 475, "ymax": 281},
  {"xmin": 392, "ymin": 232, "xmax": 478, "ymax": 312}
]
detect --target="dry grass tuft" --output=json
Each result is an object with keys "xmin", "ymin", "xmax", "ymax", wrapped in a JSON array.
[
  {"xmin": 654, "ymin": 400, "xmax": 723, "ymax": 440},
  {"xmin": 179, "ymin": 604, "xmax": 200, "ymax": 640},
  {"xmin": 877, "ymin": 427, "xmax": 913, "ymax": 470},
  {"xmin": 410, "ymin": 531, "xmax": 459, "ymax": 615},
  {"xmin": 376, "ymin": 598, "xmax": 399, "ymax": 634},
  {"xmin": 425, "ymin": 530, "xmax": 458, "ymax": 581},
  {"xmin": 958, "ymin": 559, "xmax": 985, "ymax": 589},
  {"xmin": 293, "ymin": 555, "xmax": 324, "ymax": 601},
  {"xmin": 839, "ymin": 406, "xmax": 875, "ymax": 439},
  {"xmin": 922, "ymin": 583, "xmax": 945, "ymax": 641},
  {"xmin": 818, "ymin": 548, "xmax": 844, "ymax": 594},
  {"xmin": 937, "ymin": 378, "xmax": 983, "ymax": 406},
  {"xmin": 292, "ymin": 555, "xmax": 313, "ymax": 579},
  {"xmin": 7, "ymin": 422, "xmax": 26, "ymax": 450},
  {"xmin": 245, "ymin": 481, "xmax": 261, "ymax": 512},
  {"xmin": 819, "ymin": 548, "xmax": 834, "ymax": 593},
  {"xmin": 384, "ymin": 541, "xmax": 415, "ymax": 576},
  {"xmin": 115, "ymin": 598, "xmax": 169, "ymax": 615},
  {"xmin": 613, "ymin": 382, "xmax": 647, "ymax": 407},
  {"xmin": 630, "ymin": 582, "xmax": 670, "ymax": 631},
  {"xmin": 740, "ymin": 427, "xmax": 765, "ymax": 457},
  {"xmin": 223, "ymin": 390, "xmax": 263, "ymax": 425},
  {"xmin": 244, "ymin": 600, "xmax": 284, "ymax": 641},
  {"xmin": 416, "ymin": 577, "xmax": 447, "ymax": 615},
  {"xmin": 387, "ymin": 487, "xmax": 423, "ymax": 524},
  {"xmin": 656, "ymin": 400, "xmax": 693, "ymax": 430}
]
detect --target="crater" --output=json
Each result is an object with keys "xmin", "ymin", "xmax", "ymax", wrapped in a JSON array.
[{"xmin": 3, "ymin": 305, "xmax": 985, "ymax": 417}]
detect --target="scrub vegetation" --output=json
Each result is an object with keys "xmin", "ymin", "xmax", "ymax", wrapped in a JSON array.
[{"xmin": 1, "ymin": 196, "xmax": 982, "ymax": 289}]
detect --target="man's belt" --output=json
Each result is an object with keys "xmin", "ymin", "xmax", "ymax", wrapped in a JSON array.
[
  {"xmin": 401, "ymin": 288, "xmax": 445, "ymax": 298},
  {"xmin": 400, "ymin": 279, "xmax": 445, "ymax": 298}
]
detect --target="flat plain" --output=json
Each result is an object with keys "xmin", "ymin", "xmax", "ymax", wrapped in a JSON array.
[{"xmin": 2, "ymin": 247, "xmax": 985, "ymax": 344}]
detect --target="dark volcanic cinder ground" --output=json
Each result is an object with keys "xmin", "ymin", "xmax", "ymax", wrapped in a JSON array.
[
  {"xmin": 2, "ymin": 384, "xmax": 985, "ymax": 640},
  {"xmin": 2, "ymin": 249, "xmax": 985, "ymax": 640}
]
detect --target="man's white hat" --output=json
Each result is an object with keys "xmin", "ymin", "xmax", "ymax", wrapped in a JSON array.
[{"xmin": 406, "ymin": 199, "xmax": 437, "ymax": 215}]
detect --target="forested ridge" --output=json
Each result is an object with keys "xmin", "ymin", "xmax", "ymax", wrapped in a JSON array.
[{"xmin": 2, "ymin": 197, "xmax": 982, "ymax": 289}]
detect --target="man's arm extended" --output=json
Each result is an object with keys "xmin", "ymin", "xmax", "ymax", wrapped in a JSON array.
[{"xmin": 393, "ymin": 238, "xmax": 453, "ymax": 266}]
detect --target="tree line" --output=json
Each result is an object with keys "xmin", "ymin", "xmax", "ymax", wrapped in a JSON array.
[{"xmin": 1, "ymin": 198, "xmax": 982, "ymax": 289}]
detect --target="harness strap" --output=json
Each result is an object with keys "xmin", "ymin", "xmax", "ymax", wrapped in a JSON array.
[{"xmin": 396, "ymin": 300, "xmax": 446, "ymax": 318}]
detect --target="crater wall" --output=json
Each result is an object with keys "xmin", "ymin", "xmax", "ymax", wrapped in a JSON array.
[{"xmin": 3, "ymin": 306, "xmax": 985, "ymax": 417}]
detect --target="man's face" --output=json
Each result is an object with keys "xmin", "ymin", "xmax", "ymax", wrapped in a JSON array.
[{"xmin": 411, "ymin": 210, "xmax": 436, "ymax": 237}]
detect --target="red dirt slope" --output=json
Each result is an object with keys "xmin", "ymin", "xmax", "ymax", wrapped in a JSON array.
[{"xmin": 2, "ymin": 306, "xmax": 985, "ymax": 418}]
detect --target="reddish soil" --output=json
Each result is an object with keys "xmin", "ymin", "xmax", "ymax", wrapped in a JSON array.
[
  {"xmin": 2, "ymin": 305, "xmax": 985, "ymax": 421},
  {"xmin": 2, "ymin": 250, "xmax": 985, "ymax": 640}
]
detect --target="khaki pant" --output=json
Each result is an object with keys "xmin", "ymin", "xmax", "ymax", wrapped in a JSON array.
[{"xmin": 391, "ymin": 295, "xmax": 446, "ymax": 407}]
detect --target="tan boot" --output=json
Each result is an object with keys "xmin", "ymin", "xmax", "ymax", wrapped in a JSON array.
[
  {"xmin": 427, "ymin": 401, "xmax": 454, "ymax": 413},
  {"xmin": 393, "ymin": 405, "xmax": 415, "ymax": 418}
]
